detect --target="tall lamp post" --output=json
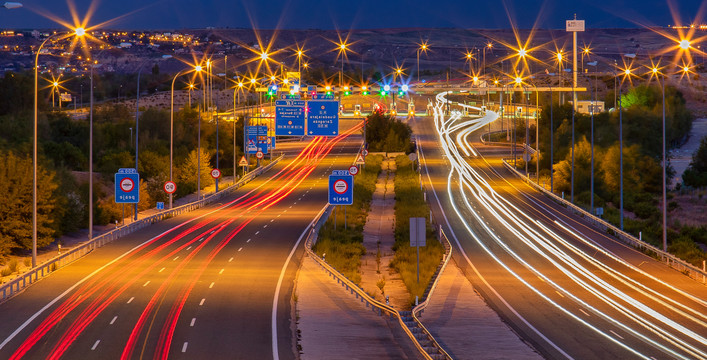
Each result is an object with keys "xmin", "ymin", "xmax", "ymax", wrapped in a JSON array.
[
  {"xmin": 33, "ymin": 26, "xmax": 81, "ymax": 267},
  {"xmin": 233, "ymin": 80, "xmax": 243, "ymax": 181},
  {"xmin": 417, "ymin": 41, "xmax": 428, "ymax": 82},
  {"xmin": 170, "ymin": 65, "xmax": 202, "ymax": 208}
]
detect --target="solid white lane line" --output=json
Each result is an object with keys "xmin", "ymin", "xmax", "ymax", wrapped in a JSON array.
[
  {"xmin": 91, "ymin": 340, "xmax": 100, "ymax": 350},
  {"xmin": 238, "ymin": 247, "xmax": 243, "ymax": 252},
  {"xmin": 209, "ymin": 282, "xmax": 215, "ymax": 289},
  {"xmin": 219, "ymin": 269, "xmax": 224, "ymax": 275},
  {"xmin": 110, "ymin": 316, "xmax": 117, "ymax": 325},
  {"xmin": 159, "ymin": 267, "xmax": 165, "ymax": 273},
  {"xmin": 182, "ymin": 342, "xmax": 188, "ymax": 353},
  {"xmin": 272, "ymin": 206, "xmax": 323, "ymax": 360},
  {"xmin": 190, "ymin": 318, "xmax": 196, "ymax": 327},
  {"xmin": 143, "ymin": 281, "xmax": 150, "ymax": 287},
  {"xmin": 127, "ymin": 297, "xmax": 134, "ymax": 304},
  {"xmin": 199, "ymin": 298, "xmax": 205, "ymax": 306},
  {"xmin": 228, "ymin": 257, "xmax": 234, "ymax": 262}
]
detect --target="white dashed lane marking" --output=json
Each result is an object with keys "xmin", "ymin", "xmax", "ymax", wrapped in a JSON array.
[
  {"xmin": 209, "ymin": 282, "xmax": 215, "ymax": 289},
  {"xmin": 238, "ymin": 247, "xmax": 243, "ymax": 252},
  {"xmin": 229, "ymin": 257, "xmax": 234, "ymax": 262},
  {"xmin": 199, "ymin": 298, "xmax": 205, "ymax": 306},
  {"xmin": 182, "ymin": 342, "xmax": 188, "ymax": 353},
  {"xmin": 127, "ymin": 297, "xmax": 134, "ymax": 304},
  {"xmin": 110, "ymin": 316, "xmax": 117, "ymax": 325},
  {"xmin": 91, "ymin": 340, "xmax": 100, "ymax": 350},
  {"xmin": 159, "ymin": 267, "xmax": 165, "ymax": 273},
  {"xmin": 143, "ymin": 281, "xmax": 150, "ymax": 287},
  {"xmin": 190, "ymin": 318, "xmax": 196, "ymax": 327},
  {"xmin": 219, "ymin": 269, "xmax": 224, "ymax": 274}
]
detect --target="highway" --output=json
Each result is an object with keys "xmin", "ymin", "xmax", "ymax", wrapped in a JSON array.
[
  {"xmin": 0, "ymin": 120, "xmax": 363, "ymax": 360},
  {"xmin": 412, "ymin": 93, "xmax": 707, "ymax": 359}
]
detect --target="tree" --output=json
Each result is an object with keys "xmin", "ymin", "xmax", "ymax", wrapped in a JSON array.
[
  {"xmin": 682, "ymin": 136, "xmax": 707, "ymax": 187},
  {"xmin": 176, "ymin": 148, "xmax": 212, "ymax": 197},
  {"xmin": 0, "ymin": 151, "xmax": 57, "ymax": 257}
]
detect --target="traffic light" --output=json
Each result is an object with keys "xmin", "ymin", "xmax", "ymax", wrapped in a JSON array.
[
  {"xmin": 361, "ymin": 86, "xmax": 369, "ymax": 95},
  {"xmin": 325, "ymin": 85, "xmax": 332, "ymax": 96},
  {"xmin": 268, "ymin": 85, "xmax": 278, "ymax": 96},
  {"xmin": 343, "ymin": 86, "xmax": 350, "ymax": 96},
  {"xmin": 381, "ymin": 84, "xmax": 390, "ymax": 96}
]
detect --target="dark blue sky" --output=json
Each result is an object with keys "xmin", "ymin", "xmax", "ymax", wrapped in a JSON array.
[{"xmin": 3, "ymin": 0, "xmax": 705, "ymax": 30}]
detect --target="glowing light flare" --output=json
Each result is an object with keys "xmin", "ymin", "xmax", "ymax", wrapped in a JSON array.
[{"xmin": 679, "ymin": 39, "xmax": 690, "ymax": 50}]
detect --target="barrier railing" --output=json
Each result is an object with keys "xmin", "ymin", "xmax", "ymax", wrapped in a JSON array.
[
  {"xmin": 0, "ymin": 154, "xmax": 285, "ymax": 302},
  {"xmin": 304, "ymin": 204, "xmax": 451, "ymax": 360},
  {"xmin": 302, "ymin": 150, "xmax": 452, "ymax": 360},
  {"xmin": 502, "ymin": 159, "xmax": 707, "ymax": 284}
]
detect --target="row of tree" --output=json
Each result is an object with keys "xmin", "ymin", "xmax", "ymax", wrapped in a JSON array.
[{"xmin": 0, "ymin": 71, "xmax": 247, "ymax": 259}]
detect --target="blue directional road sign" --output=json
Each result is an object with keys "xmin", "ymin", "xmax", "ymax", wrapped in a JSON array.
[
  {"xmin": 307, "ymin": 99, "xmax": 339, "ymax": 136},
  {"xmin": 115, "ymin": 168, "xmax": 140, "ymax": 204},
  {"xmin": 275, "ymin": 99, "xmax": 305, "ymax": 136},
  {"xmin": 246, "ymin": 125, "xmax": 269, "ymax": 154},
  {"xmin": 328, "ymin": 170, "xmax": 353, "ymax": 205},
  {"xmin": 156, "ymin": 202, "xmax": 165, "ymax": 210}
]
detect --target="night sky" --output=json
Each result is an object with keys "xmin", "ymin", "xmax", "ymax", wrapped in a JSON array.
[{"xmin": 2, "ymin": 0, "xmax": 705, "ymax": 30}]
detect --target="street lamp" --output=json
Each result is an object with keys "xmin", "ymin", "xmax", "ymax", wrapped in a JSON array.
[
  {"xmin": 32, "ymin": 27, "xmax": 84, "ymax": 267},
  {"xmin": 417, "ymin": 41, "xmax": 429, "ymax": 82},
  {"xmin": 581, "ymin": 46, "xmax": 591, "ymax": 74},
  {"xmin": 169, "ymin": 65, "xmax": 202, "ymax": 208}
]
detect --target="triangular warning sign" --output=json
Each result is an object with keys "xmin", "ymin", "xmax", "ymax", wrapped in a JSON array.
[
  {"xmin": 239, "ymin": 156, "xmax": 248, "ymax": 166},
  {"xmin": 355, "ymin": 153, "xmax": 365, "ymax": 165}
]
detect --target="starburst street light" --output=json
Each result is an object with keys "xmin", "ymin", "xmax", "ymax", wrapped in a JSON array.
[
  {"xmin": 416, "ymin": 40, "xmax": 429, "ymax": 82},
  {"xmin": 679, "ymin": 39, "xmax": 690, "ymax": 50}
]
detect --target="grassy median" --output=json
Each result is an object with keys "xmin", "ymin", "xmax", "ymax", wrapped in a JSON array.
[
  {"xmin": 313, "ymin": 155, "xmax": 384, "ymax": 285},
  {"xmin": 390, "ymin": 155, "xmax": 445, "ymax": 305}
]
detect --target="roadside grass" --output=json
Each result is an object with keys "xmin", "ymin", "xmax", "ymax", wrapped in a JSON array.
[
  {"xmin": 313, "ymin": 155, "xmax": 384, "ymax": 285},
  {"xmin": 390, "ymin": 155, "xmax": 444, "ymax": 305}
]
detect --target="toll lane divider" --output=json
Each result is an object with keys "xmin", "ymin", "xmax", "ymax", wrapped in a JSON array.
[
  {"xmin": 502, "ymin": 159, "xmax": 707, "ymax": 285},
  {"xmin": 0, "ymin": 155, "xmax": 285, "ymax": 303}
]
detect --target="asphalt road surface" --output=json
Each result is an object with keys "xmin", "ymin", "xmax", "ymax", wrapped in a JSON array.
[
  {"xmin": 0, "ymin": 121, "xmax": 363, "ymax": 360},
  {"xmin": 410, "ymin": 103, "xmax": 707, "ymax": 360}
]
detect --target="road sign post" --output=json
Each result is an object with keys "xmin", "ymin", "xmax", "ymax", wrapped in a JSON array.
[
  {"xmin": 115, "ymin": 168, "xmax": 140, "ymax": 204},
  {"xmin": 307, "ymin": 96, "xmax": 340, "ymax": 136},
  {"xmin": 329, "ymin": 170, "xmax": 353, "ymax": 231},
  {"xmin": 275, "ymin": 99, "xmax": 306, "ymax": 135},
  {"xmin": 410, "ymin": 217, "xmax": 426, "ymax": 283}
]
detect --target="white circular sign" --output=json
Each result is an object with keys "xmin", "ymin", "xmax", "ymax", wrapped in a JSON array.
[
  {"xmin": 163, "ymin": 181, "xmax": 176, "ymax": 194},
  {"xmin": 333, "ymin": 179, "xmax": 348, "ymax": 194},
  {"xmin": 348, "ymin": 165, "xmax": 359, "ymax": 176},
  {"xmin": 211, "ymin": 168, "xmax": 221, "ymax": 179},
  {"xmin": 256, "ymin": 151, "xmax": 264, "ymax": 159},
  {"xmin": 120, "ymin": 178, "xmax": 134, "ymax": 192},
  {"xmin": 362, "ymin": 149, "xmax": 369, "ymax": 156}
]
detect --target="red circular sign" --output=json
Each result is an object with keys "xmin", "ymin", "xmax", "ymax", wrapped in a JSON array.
[
  {"xmin": 256, "ymin": 151, "xmax": 264, "ymax": 159},
  {"xmin": 163, "ymin": 181, "xmax": 177, "ymax": 194},
  {"xmin": 348, "ymin": 165, "xmax": 359, "ymax": 176},
  {"xmin": 362, "ymin": 149, "xmax": 369, "ymax": 156},
  {"xmin": 120, "ymin": 178, "xmax": 134, "ymax": 192},
  {"xmin": 333, "ymin": 179, "xmax": 348, "ymax": 194},
  {"xmin": 211, "ymin": 168, "xmax": 221, "ymax": 179}
]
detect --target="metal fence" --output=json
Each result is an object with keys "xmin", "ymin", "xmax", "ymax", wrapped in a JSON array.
[
  {"xmin": 0, "ymin": 155, "xmax": 284, "ymax": 302},
  {"xmin": 502, "ymin": 159, "xmax": 707, "ymax": 284}
]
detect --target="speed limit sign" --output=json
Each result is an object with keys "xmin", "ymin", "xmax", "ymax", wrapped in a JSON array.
[
  {"xmin": 211, "ymin": 168, "xmax": 221, "ymax": 179},
  {"xmin": 163, "ymin": 181, "xmax": 177, "ymax": 194},
  {"xmin": 256, "ymin": 151, "xmax": 264, "ymax": 159}
]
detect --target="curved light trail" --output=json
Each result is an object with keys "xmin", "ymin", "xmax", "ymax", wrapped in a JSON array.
[{"xmin": 431, "ymin": 91, "xmax": 706, "ymax": 359}]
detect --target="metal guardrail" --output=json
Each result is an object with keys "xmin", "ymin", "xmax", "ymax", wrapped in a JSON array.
[
  {"xmin": 304, "ymin": 204, "xmax": 451, "ymax": 360},
  {"xmin": 502, "ymin": 159, "xmax": 707, "ymax": 284},
  {"xmin": 0, "ymin": 154, "xmax": 285, "ymax": 302},
  {"xmin": 302, "ymin": 149, "xmax": 453, "ymax": 360}
]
